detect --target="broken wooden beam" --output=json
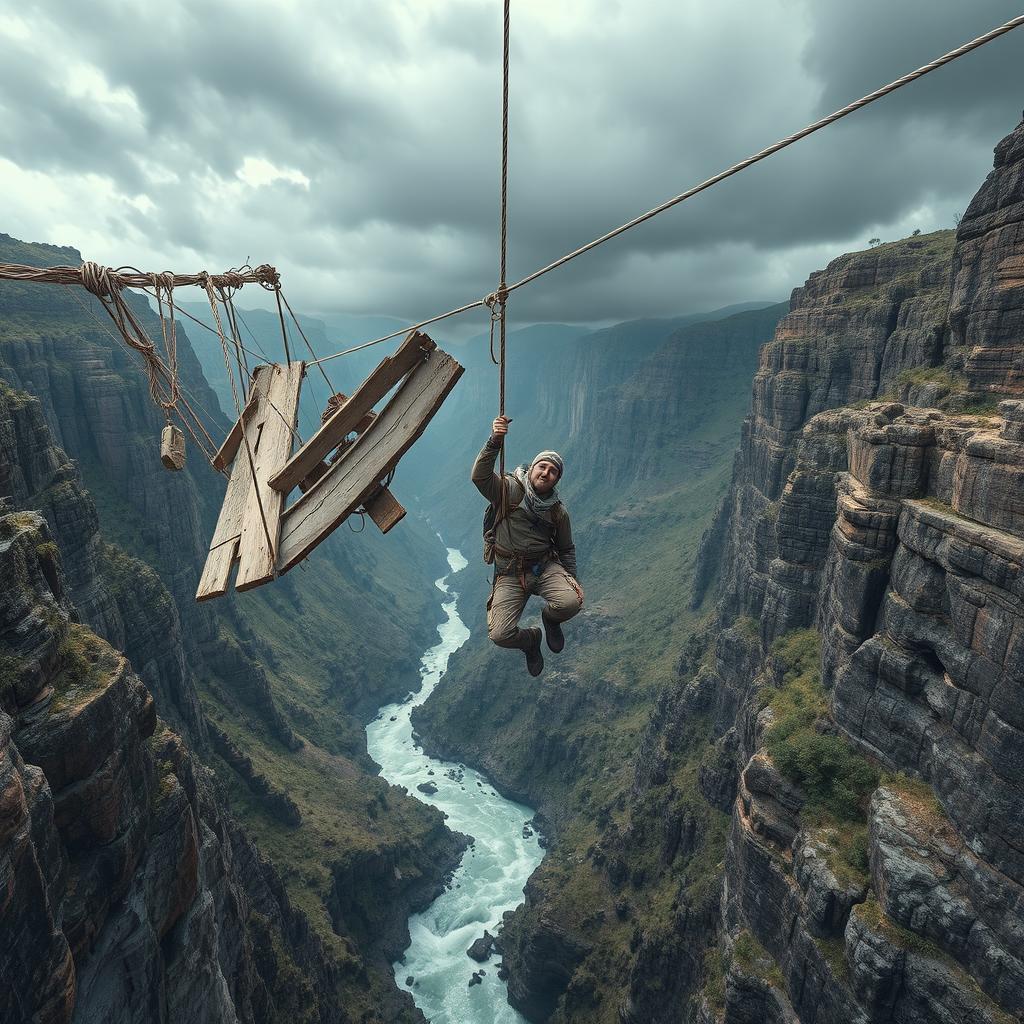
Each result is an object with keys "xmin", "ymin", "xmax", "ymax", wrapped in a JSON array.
[
  {"xmin": 297, "ymin": 406, "xmax": 403, "ymax": 526},
  {"xmin": 196, "ymin": 366, "xmax": 271, "ymax": 601},
  {"xmin": 268, "ymin": 330, "xmax": 435, "ymax": 494},
  {"xmin": 235, "ymin": 361, "xmax": 304, "ymax": 591},
  {"xmin": 275, "ymin": 349, "xmax": 463, "ymax": 574},
  {"xmin": 212, "ymin": 383, "xmax": 262, "ymax": 471}
]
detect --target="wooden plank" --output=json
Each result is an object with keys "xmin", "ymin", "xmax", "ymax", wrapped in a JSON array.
[
  {"xmin": 276, "ymin": 350, "xmax": 463, "ymax": 574},
  {"xmin": 235, "ymin": 361, "xmax": 304, "ymax": 592},
  {"xmin": 363, "ymin": 488, "xmax": 406, "ymax": 534},
  {"xmin": 268, "ymin": 331, "xmax": 435, "ymax": 494},
  {"xmin": 295, "ymin": 407, "xmax": 378, "ymax": 491},
  {"xmin": 196, "ymin": 368, "xmax": 270, "ymax": 601},
  {"xmin": 212, "ymin": 379, "xmax": 264, "ymax": 471}
]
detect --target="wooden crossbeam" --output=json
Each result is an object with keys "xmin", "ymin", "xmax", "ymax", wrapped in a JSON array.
[
  {"xmin": 212, "ymin": 385, "xmax": 261, "ymax": 471},
  {"xmin": 235, "ymin": 361, "xmax": 304, "ymax": 591},
  {"xmin": 268, "ymin": 330, "xmax": 435, "ymax": 494},
  {"xmin": 275, "ymin": 350, "xmax": 463, "ymax": 575},
  {"xmin": 196, "ymin": 366, "xmax": 271, "ymax": 601},
  {"xmin": 295, "ymin": 403, "xmax": 405, "ymax": 532}
]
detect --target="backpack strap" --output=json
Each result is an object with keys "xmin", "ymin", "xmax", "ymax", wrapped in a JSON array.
[{"xmin": 492, "ymin": 475, "xmax": 524, "ymax": 534}]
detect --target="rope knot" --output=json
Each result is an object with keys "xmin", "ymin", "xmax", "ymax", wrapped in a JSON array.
[
  {"xmin": 254, "ymin": 264, "xmax": 281, "ymax": 290},
  {"xmin": 484, "ymin": 284, "xmax": 509, "ymax": 320},
  {"xmin": 81, "ymin": 261, "xmax": 117, "ymax": 300}
]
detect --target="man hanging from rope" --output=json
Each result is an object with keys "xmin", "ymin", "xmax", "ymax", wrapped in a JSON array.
[{"xmin": 472, "ymin": 415, "xmax": 584, "ymax": 676}]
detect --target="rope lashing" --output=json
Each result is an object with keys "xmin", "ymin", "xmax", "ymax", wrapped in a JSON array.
[
  {"xmin": 306, "ymin": 12, "xmax": 1024, "ymax": 369},
  {"xmin": 0, "ymin": 261, "xmax": 282, "ymax": 292},
  {"xmin": 78, "ymin": 261, "xmax": 181, "ymax": 415}
]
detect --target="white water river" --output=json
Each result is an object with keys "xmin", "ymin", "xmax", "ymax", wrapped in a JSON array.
[{"xmin": 365, "ymin": 545, "xmax": 544, "ymax": 1024}]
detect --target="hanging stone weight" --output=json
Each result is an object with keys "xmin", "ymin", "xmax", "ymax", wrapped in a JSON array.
[{"xmin": 160, "ymin": 424, "xmax": 186, "ymax": 471}]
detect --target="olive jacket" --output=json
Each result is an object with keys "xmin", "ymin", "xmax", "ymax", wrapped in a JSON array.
[{"xmin": 471, "ymin": 435, "xmax": 578, "ymax": 579}]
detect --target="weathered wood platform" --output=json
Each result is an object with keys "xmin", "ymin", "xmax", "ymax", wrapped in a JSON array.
[{"xmin": 196, "ymin": 333, "xmax": 463, "ymax": 600}]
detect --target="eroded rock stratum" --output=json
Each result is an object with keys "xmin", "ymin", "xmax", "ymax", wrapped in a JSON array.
[{"xmin": 691, "ymin": 116, "xmax": 1024, "ymax": 1023}]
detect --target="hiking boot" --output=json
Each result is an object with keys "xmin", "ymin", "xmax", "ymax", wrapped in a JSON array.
[
  {"xmin": 520, "ymin": 627, "xmax": 544, "ymax": 677},
  {"xmin": 542, "ymin": 612, "xmax": 565, "ymax": 653}
]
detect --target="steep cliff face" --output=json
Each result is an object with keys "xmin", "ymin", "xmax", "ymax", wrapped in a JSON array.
[
  {"xmin": 0, "ymin": 507, "xmax": 345, "ymax": 1024},
  {"xmin": 685, "ymin": 117, "xmax": 1024, "ymax": 1024},
  {"xmin": 0, "ymin": 384, "xmax": 466, "ymax": 1023},
  {"xmin": 0, "ymin": 232, "xmax": 466, "ymax": 1021},
  {"xmin": 411, "ymin": 116, "xmax": 1024, "ymax": 1024},
  {"xmin": 0, "ymin": 382, "xmax": 207, "ymax": 739}
]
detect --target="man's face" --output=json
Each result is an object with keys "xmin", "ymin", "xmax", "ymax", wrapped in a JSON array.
[{"xmin": 530, "ymin": 460, "xmax": 560, "ymax": 494}]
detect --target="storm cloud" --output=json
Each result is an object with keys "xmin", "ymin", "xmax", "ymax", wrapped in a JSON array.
[{"xmin": 1, "ymin": 0, "xmax": 1021, "ymax": 336}]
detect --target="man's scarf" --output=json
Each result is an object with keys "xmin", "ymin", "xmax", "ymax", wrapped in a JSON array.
[{"xmin": 513, "ymin": 463, "xmax": 560, "ymax": 518}]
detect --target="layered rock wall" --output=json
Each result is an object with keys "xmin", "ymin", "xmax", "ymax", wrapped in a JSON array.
[{"xmin": 688, "ymin": 117, "xmax": 1024, "ymax": 1024}]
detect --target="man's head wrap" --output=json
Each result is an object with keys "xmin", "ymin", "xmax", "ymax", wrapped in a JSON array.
[{"xmin": 530, "ymin": 450, "xmax": 564, "ymax": 479}]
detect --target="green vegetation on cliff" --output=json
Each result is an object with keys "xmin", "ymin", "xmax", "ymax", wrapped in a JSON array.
[{"xmin": 766, "ymin": 630, "xmax": 878, "ymax": 823}]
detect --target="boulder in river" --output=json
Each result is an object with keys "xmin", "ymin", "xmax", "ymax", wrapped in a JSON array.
[
  {"xmin": 467, "ymin": 930, "xmax": 495, "ymax": 962},
  {"xmin": 405, "ymin": 976, "xmax": 414, "ymax": 986},
  {"xmin": 468, "ymin": 972, "xmax": 483, "ymax": 987},
  {"xmin": 417, "ymin": 781, "xmax": 438, "ymax": 795}
]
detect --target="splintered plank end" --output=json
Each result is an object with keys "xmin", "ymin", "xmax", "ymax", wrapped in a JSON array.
[
  {"xmin": 212, "ymin": 369, "xmax": 266, "ymax": 471},
  {"xmin": 195, "ymin": 537, "xmax": 239, "ymax": 601}
]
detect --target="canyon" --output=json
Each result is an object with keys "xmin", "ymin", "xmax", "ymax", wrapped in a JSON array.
[{"xmin": 3, "ymin": 112, "xmax": 1023, "ymax": 1024}]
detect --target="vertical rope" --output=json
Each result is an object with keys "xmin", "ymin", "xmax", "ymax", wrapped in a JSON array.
[
  {"xmin": 222, "ymin": 290, "xmax": 250, "ymax": 403},
  {"xmin": 204, "ymin": 277, "xmax": 277, "ymax": 564},
  {"xmin": 274, "ymin": 287, "xmax": 293, "ymax": 365},
  {"xmin": 280, "ymin": 290, "xmax": 336, "ymax": 393},
  {"xmin": 497, "ymin": 0, "xmax": 511, "ymax": 523}
]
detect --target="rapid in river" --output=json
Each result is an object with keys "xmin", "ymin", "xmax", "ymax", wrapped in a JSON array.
[{"xmin": 365, "ymin": 545, "xmax": 544, "ymax": 1024}]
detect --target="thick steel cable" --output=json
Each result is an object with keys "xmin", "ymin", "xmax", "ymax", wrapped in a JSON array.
[
  {"xmin": 506, "ymin": 13, "xmax": 1024, "ymax": 294},
  {"xmin": 306, "ymin": 12, "xmax": 1024, "ymax": 367},
  {"xmin": 308, "ymin": 298, "xmax": 487, "ymax": 366}
]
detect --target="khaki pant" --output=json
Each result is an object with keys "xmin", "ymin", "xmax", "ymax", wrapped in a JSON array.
[{"xmin": 487, "ymin": 560, "xmax": 583, "ymax": 648}]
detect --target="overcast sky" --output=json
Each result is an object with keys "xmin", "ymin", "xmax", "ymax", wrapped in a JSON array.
[{"xmin": 1, "ymin": 1, "xmax": 1021, "ymax": 341}]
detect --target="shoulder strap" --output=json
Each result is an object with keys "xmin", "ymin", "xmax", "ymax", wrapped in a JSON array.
[{"xmin": 492, "ymin": 476, "xmax": 524, "ymax": 532}]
